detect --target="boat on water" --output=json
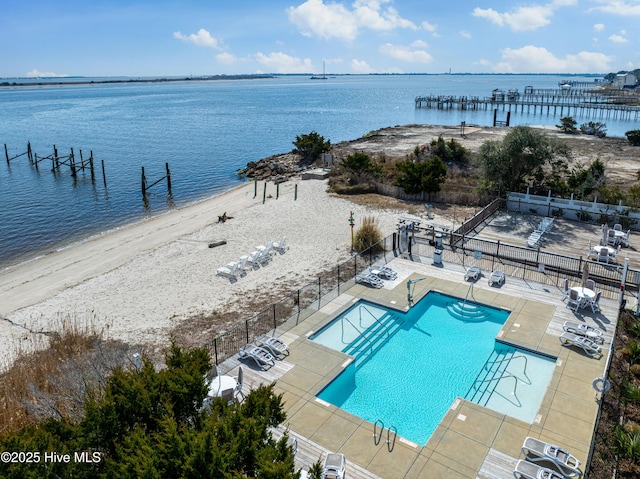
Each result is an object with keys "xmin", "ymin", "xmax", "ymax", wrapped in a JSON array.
[{"xmin": 310, "ymin": 61, "xmax": 327, "ymax": 80}]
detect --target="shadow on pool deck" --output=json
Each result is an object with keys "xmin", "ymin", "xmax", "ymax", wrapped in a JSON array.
[{"xmin": 219, "ymin": 257, "xmax": 618, "ymax": 479}]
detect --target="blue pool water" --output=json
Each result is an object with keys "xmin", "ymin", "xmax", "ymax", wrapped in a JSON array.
[{"xmin": 311, "ymin": 292, "xmax": 555, "ymax": 445}]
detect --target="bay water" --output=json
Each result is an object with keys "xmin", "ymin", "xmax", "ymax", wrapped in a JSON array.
[{"xmin": 0, "ymin": 74, "xmax": 630, "ymax": 269}]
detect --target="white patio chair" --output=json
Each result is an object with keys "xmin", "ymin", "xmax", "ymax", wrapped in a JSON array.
[
  {"xmin": 587, "ymin": 290, "xmax": 602, "ymax": 314},
  {"xmin": 464, "ymin": 266, "xmax": 482, "ymax": 281},
  {"xmin": 513, "ymin": 460, "xmax": 565, "ymax": 479},
  {"xmin": 622, "ymin": 230, "xmax": 630, "ymax": 248},
  {"xmin": 216, "ymin": 261, "xmax": 241, "ymax": 281},
  {"xmin": 323, "ymin": 453, "xmax": 346, "ymax": 479},
  {"xmin": 233, "ymin": 366, "xmax": 245, "ymax": 402},
  {"xmin": 565, "ymin": 289, "xmax": 581, "ymax": 312},
  {"xmin": 238, "ymin": 344, "xmax": 276, "ymax": 369},
  {"xmin": 273, "ymin": 236, "xmax": 289, "ymax": 254},
  {"xmin": 488, "ymin": 270, "xmax": 505, "ymax": 286},
  {"xmin": 559, "ymin": 332, "xmax": 602, "ymax": 358},
  {"xmin": 585, "ymin": 279, "xmax": 596, "ymax": 291},
  {"xmin": 607, "ymin": 229, "xmax": 617, "ymax": 246},
  {"xmin": 613, "ymin": 223, "xmax": 623, "ymax": 231},
  {"xmin": 562, "ymin": 321, "xmax": 604, "ymax": 343},
  {"xmin": 597, "ymin": 248, "xmax": 610, "ymax": 264}
]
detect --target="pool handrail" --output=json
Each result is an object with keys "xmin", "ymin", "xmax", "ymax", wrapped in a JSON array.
[
  {"xmin": 341, "ymin": 315, "xmax": 373, "ymax": 355},
  {"xmin": 470, "ymin": 373, "xmax": 521, "ymax": 407},
  {"xmin": 358, "ymin": 304, "xmax": 388, "ymax": 334},
  {"xmin": 484, "ymin": 354, "xmax": 531, "ymax": 384}
]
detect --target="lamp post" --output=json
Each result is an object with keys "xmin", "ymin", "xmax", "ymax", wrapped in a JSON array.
[{"xmin": 349, "ymin": 211, "xmax": 355, "ymax": 253}]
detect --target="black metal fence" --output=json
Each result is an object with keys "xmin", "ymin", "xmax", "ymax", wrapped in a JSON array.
[
  {"xmin": 209, "ymin": 235, "xmax": 396, "ymax": 364},
  {"xmin": 209, "ymin": 212, "xmax": 639, "ymax": 365}
]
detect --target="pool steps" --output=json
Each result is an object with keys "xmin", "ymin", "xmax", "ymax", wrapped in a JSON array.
[
  {"xmin": 341, "ymin": 308, "xmax": 405, "ymax": 369},
  {"xmin": 447, "ymin": 300, "xmax": 492, "ymax": 321},
  {"xmin": 465, "ymin": 346, "xmax": 529, "ymax": 406}
]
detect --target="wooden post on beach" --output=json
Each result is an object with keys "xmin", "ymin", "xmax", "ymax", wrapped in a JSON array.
[
  {"xmin": 254, "ymin": 179, "xmax": 257, "ymax": 198},
  {"xmin": 262, "ymin": 181, "xmax": 267, "ymax": 204},
  {"xmin": 276, "ymin": 182, "xmax": 279, "ymax": 199},
  {"xmin": 165, "ymin": 162, "xmax": 172, "ymax": 196},
  {"xmin": 101, "ymin": 158, "xmax": 107, "ymax": 187},
  {"xmin": 294, "ymin": 184, "xmax": 298, "ymax": 200},
  {"xmin": 141, "ymin": 166, "xmax": 147, "ymax": 198}
]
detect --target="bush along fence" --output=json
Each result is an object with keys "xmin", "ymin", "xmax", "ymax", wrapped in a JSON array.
[{"xmin": 209, "ymin": 207, "xmax": 640, "ymax": 365}]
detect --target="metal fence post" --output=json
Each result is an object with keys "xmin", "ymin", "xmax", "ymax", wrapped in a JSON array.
[
  {"xmin": 214, "ymin": 338, "xmax": 218, "ymax": 365},
  {"xmin": 318, "ymin": 277, "xmax": 321, "ymax": 310},
  {"xmin": 246, "ymin": 320, "xmax": 250, "ymax": 344},
  {"xmin": 273, "ymin": 304, "xmax": 277, "ymax": 330},
  {"xmin": 338, "ymin": 264, "xmax": 340, "ymax": 296}
]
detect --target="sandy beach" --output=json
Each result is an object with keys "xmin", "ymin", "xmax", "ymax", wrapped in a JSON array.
[{"xmin": 0, "ymin": 178, "xmax": 425, "ymax": 368}]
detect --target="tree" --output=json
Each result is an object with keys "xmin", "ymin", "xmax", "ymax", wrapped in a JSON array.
[
  {"xmin": 0, "ymin": 346, "xmax": 298, "ymax": 479},
  {"xmin": 476, "ymin": 125, "xmax": 571, "ymax": 195},
  {"xmin": 557, "ymin": 116, "xmax": 578, "ymax": 133},
  {"xmin": 341, "ymin": 152, "xmax": 380, "ymax": 181},
  {"xmin": 430, "ymin": 135, "xmax": 468, "ymax": 163},
  {"xmin": 394, "ymin": 157, "xmax": 447, "ymax": 199},
  {"xmin": 292, "ymin": 131, "xmax": 331, "ymax": 163},
  {"xmin": 626, "ymin": 130, "xmax": 640, "ymax": 146},
  {"xmin": 580, "ymin": 121, "xmax": 607, "ymax": 138}
]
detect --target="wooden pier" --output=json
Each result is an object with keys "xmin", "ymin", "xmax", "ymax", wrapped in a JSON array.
[{"xmin": 415, "ymin": 87, "xmax": 640, "ymax": 121}]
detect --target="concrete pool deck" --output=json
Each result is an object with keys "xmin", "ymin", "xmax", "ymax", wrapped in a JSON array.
[{"xmin": 221, "ymin": 257, "xmax": 618, "ymax": 479}]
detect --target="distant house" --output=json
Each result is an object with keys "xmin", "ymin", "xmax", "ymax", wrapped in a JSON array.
[{"xmin": 614, "ymin": 73, "xmax": 637, "ymax": 88}]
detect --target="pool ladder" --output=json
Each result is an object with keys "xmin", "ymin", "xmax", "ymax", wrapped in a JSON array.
[{"xmin": 373, "ymin": 419, "xmax": 397, "ymax": 452}]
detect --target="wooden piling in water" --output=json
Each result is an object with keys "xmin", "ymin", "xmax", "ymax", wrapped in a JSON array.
[
  {"xmin": 101, "ymin": 158, "xmax": 107, "ymax": 187},
  {"xmin": 165, "ymin": 162, "xmax": 172, "ymax": 196}
]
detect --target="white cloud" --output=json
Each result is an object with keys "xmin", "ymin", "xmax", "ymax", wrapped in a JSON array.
[
  {"xmin": 254, "ymin": 52, "xmax": 314, "ymax": 73},
  {"xmin": 609, "ymin": 33, "xmax": 628, "ymax": 42},
  {"xmin": 378, "ymin": 43, "xmax": 433, "ymax": 63},
  {"xmin": 173, "ymin": 29, "xmax": 222, "ymax": 49},
  {"xmin": 593, "ymin": 23, "xmax": 605, "ymax": 31},
  {"xmin": 493, "ymin": 45, "xmax": 613, "ymax": 73},
  {"xmin": 472, "ymin": 1, "xmax": 576, "ymax": 31},
  {"xmin": 460, "ymin": 30, "xmax": 472, "ymax": 39},
  {"xmin": 26, "ymin": 69, "xmax": 68, "ymax": 77},
  {"xmin": 216, "ymin": 52, "xmax": 241, "ymax": 64},
  {"xmin": 286, "ymin": 0, "xmax": 417, "ymax": 41},
  {"xmin": 351, "ymin": 58, "xmax": 373, "ymax": 73},
  {"xmin": 589, "ymin": 0, "xmax": 640, "ymax": 15},
  {"xmin": 421, "ymin": 20, "xmax": 437, "ymax": 32}
]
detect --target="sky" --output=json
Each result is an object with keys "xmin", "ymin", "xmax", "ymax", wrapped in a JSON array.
[{"xmin": 1, "ymin": 0, "xmax": 638, "ymax": 78}]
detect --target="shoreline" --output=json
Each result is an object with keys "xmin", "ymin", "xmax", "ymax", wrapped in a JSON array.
[
  {"xmin": 0, "ymin": 179, "xmax": 249, "ymax": 273},
  {"xmin": 0, "ymin": 178, "xmax": 409, "ymax": 369}
]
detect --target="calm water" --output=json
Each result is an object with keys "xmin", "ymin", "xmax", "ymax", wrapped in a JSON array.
[{"xmin": 0, "ymin": 74, "xmax": 629, "ymax": 269}]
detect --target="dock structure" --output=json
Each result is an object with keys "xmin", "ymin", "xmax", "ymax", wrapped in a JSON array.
[{"xmin": 415, "ymin": 87, "xmax": 640, "ymax": 121}]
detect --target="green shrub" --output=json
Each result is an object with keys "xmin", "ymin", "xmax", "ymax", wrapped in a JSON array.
[
  {"xmin": 626, "ymin": 130, "xmax": 640, "ymax": 146},
  {"xmin": 614, "ymin": 426, "xmax": 640, "ymax": 461}
]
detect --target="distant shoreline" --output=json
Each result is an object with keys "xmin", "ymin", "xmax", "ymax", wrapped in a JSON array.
[{"xmin": 0, "ymin": 74, "xmax": 276, "ymax": 88}]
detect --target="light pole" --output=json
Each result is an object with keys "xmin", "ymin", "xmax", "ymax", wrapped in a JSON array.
[{"xmin": 349, "ymin": 211, "xmax": 355, "ymax": 253}]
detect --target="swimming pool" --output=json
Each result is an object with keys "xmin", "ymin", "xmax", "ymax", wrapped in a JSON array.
[{"xmin": 311, "ymin": 292, "xmax": 556, "ymax": 445}]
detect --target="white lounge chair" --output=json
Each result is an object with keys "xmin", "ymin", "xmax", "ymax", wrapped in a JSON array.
[
  {"xmin": 488, "ymin": 270, "xmax": 505, "ymax": 286},
  {"xmin": 464, "ymin": 266, "xmax": 481, "ymax": 281},
  {"xmin": 586, "ymin": 290, "xmax": 602, "ymax": 314},
  {"xmin": 355, "ymin": 273, "xmax": 384, "ymax": 288},
  {"xmin": 371, "ymin": 264, "xmax": 398, "ymax": 280},
  {"xmin": 521, "ymin": 436, "xmax": 581, "ymax": 477},
  {"xmin": 256, "ymin": 243, "xmax": 274, "ymax": 265},
  {"xmin": 216, "ymin": 261, "xmax": 241, "ymax": 281},
  {"xmin": 562, "ymin": 321, "xmax": 603, "ymax": 343},
  {"xmin": 559, "ymin": 332, "xmax": 602, "ymax": 358},
  {"xmin": 238, "ymin": 344, "xmax": 276, "ymax": 369},
  {"xmin": 513, "ymin": 459, "xmax": 565, "ymax": 479},
  {"xmin": 246, "ymin": 250, "xmax": 262, "ymax": 269},
  {"xmin": 565, "ymin": 289, "xmax": 581, "ymax": 312},
  {"xmin": 323, "ymin": 453, "xmax": 346, "ymax": 479},
  {"xmin": 273, "ymin": 236, "xmax": 289, "ymax": 254},
  {"xmin": 254, "ymin": 334, "xmax": 289, "ymax": 357}
]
